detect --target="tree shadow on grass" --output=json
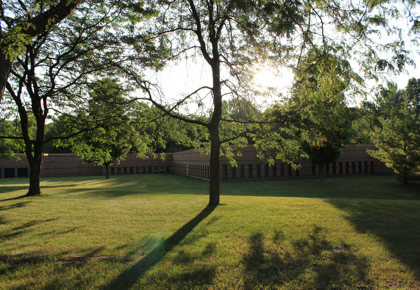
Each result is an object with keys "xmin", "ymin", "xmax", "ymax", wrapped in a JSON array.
[
  {"xmin": 0, "ymin": 201, "xmax": 30, "ymax": 210},
  {"xmin": 243, "ymin": 226, "xmax": 371, "ymax": 289},
  {"xmin": 63, "ymin": 175, "xmax": 209, "ymax": 199},
  {"xmin": 330, "ymin": 198, "xmax": 420, "ymax": 280},
  {"xmin": 0, "ymin": 193, "xmax": 29, "ymax": 201},
  {"xmin": 0, "ymin": 184, "xmax": 79, "ymax": 200},
  {"xmin": 0, "ymin": 201, "xmax": 37, "ymax": 235},
  {"xmin": 0, "ymin": 246, "xmax": 115, "ymax": 289},
  {"xmin": 105, "ymin": 205, "xmax": 216, "ymax": 289},
  {"xmin": 0, "ymin": 185, "xmax": 28, "ymax": 194},
  {"xmin": 222, "ymin": 177, "xmax": 420, "ymax": 200},
  {"xmin": 0, "ymin": 218, "xmax": 57, "ymax": 240}
]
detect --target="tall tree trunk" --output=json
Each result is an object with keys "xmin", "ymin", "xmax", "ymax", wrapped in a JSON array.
[
  {"xmin": 208, "ymin": 47, "xmax": 222, "ymax": 206},
  {"xmin": 105, "ymin": 164, "xmax": 110, "ymax": 179},
  {"xmin": 24, "ymin": 98, "xmax": 46, "ymax": 196},
  {"xmin": 27, "ymin": 154, "xmax": 42, "ymax": 196},
  {"xmin": 319, "ymin": 164, "xmax": 325, "ymax": 181},
  {"xmin": 209, "ymin": 127, "xmax": 220, "ymax": 206}
]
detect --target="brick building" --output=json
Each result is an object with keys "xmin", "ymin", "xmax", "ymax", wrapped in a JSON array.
[{"xmin": 0, "ymin": 144, "xmax": 393, "ymax": 179}]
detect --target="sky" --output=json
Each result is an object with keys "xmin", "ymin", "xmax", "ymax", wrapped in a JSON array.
[{"xmin": 149, "ymin": 53, "xmax": 419, "ymax": 111}]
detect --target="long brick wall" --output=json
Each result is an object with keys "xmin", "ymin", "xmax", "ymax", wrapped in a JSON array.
[
  {"xmin": 0, "ymin": 145, "xmax": 393, "ymax": 179},
  {"xmin": 0, "ymin": 153, "xmax": 171, "ymax": 178},
  {"xmin": 168, "ymin": 144, "xmax": 393, "ymax": 180}
]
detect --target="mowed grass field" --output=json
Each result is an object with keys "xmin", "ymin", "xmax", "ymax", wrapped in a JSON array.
[{"xmin": 0, "ymin": 174, "xmax": 419, "ymax": 289}]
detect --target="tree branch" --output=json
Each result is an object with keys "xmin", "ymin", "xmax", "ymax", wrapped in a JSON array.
[
  {"xmin": 25, "ymin": 0, "xmax": 83, "ymax": 38},
  {"xmin": 187, "ymin": 0, "xmax": 213, "ymax": 64}
]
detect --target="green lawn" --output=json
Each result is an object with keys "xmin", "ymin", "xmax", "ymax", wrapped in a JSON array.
[{"xmin": 0, "ymin": 174, "xmax": 419, "ymax": 289}]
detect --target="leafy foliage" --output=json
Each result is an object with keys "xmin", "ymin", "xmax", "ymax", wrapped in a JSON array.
[
  {"xmin": 293, "ymin": 50, "xmax": 355, "ymax": 167},
  {"xmin": 0, "ymin": 119, "xmax": 25, "ymax": 158},
  {"xmin": 368, "ymin": 79, "xmax": 420, "ymax": 184},
  {"xmin": 53, "ymin": 79, "xmax": 165, "ymax": 178},
  {"xmin": 259, "ymin": 50, "xmax": 356, "ymax": 174}
]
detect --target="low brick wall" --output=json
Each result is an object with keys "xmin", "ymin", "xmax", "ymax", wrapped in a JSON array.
[
  {"xmin": 0, "ymin": 154, "xmax": 170, "ymax": 178},
  {"xmin": 170, "ymin": 148, "xmax": 210, "ymax": 178},
  {"xmin": 0, "ymin": 156, "xmax": 30, "ymax": 178},
  {"xmin": 170, "ymin": 144, "xmax": 394, "ymax": 180},
  {"xmin": 0, "ymin": 145, "xmax": 393, "ymax": 179}
]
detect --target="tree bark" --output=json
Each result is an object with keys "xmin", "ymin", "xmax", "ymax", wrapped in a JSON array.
[
  {"xmin": 208, "ymin": 44, "xmax": 222, "ymax": 206},
  {"xmin": 403, "ymin": 166, "xmax": 409, "ymax": 184},
  {"xmin": 105, "ymin": 164, "xmax": 110, "ymax": 179},
  {"xmin": 0, "ymin": 54, "xmax": 12, "ymax": 102},
  {"xmin": 209, "ymin": 127, "xmax": 220, "ymax": 206},
  {"xmin": 27, "ymin": 154, "xmax": 42, "ymax": 196},
  {"xmin": 319, "ymin": 164, "xmax": 325, "ymax": 181}
]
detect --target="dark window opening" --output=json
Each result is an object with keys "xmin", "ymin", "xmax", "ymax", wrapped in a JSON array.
[
  {"xmin": 333, "ymin": 163, "xmax": 336, "ymax": 175},
  {"xmin": 231, "ymin": 166, "xmax": 236, "ymax": 179},
  {"xmin": 345, "ymin": 162, "xmax": 349, "ymax": 174},
  {"xmin": 18, "ymin": 168, "xmax": 28, "ymax": 177},
  {"xmin": 240, "ymin": 165, "xmax": 245, "ymax": 178},
  {"xmin": 256, "ymin": 164, "xmax": 261, "ymax": 178},
  {"xmin": 272, "ymin": 164, "xmax": 277, "ymax": 177},
  {"xmin": 264, "ymin": 164, "xmax": 269, "ymax": 177},
  {"xmin": 339, "ymin": 162, "xmax": 343, "ymax": 174},
  {"xmin": 4, "ymin": 168, "xmax": 15, "ymax": 178},
  {"xmin": 248, "ymin": 165, "xmax": 253, "ymax": 178}
]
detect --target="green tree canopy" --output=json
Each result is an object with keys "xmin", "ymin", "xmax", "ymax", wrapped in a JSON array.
[
  {"xmin": 257, "ymin": 50, "xmax": 356, "ymax": 179},
  {"xmin": 53, "ymin": 78, "xmax": 162, "ymax": 179},
  {"xmin": 368, "ymin": 79, "xmax": 420, "ymax": 184},
  {"xmin": 0, "ymin": 0, "xmax": 83, "ymax": 101}
]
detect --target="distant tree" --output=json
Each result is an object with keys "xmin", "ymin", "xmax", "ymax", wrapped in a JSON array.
[
  {"xmin": 53, "ymin": 79, "xmax": 159, "ymax": 179},
  {"xmin": 0, "ymin": 0, "xmax": 83, "ymax": 101},
  {"xmin": 349, "ymin": 106, "xmax": 374, "ymax": 144},
  {"xmin": 0, "ymin": 118, "xmax": 24, "ymax": 158},
  {"xmin": 368, "ymin": 80, "xmax": 420, "ymax": 184},
  {"xmin": 264, "ymin": 50, "xmax": 356, "ymax": 179}
]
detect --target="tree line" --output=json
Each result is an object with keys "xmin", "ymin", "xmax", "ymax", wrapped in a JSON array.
[{"xmin": 0, "ymin": 0, "xmax": 419, "ymax": 205}]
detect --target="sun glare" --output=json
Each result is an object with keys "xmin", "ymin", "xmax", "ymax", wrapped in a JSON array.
[{"xmin": 252, "ymin": 65, "xmax": 294, "ymax": 91}]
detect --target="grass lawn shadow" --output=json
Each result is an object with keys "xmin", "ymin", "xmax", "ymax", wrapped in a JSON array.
[
  {"xmin": 66, "ymin": 174, "xmax": 209, "ymax": 198},
  {"xmin": 243, "ymin": 226, "xmax": 371, "ymax": 289},
  {"xmin": 330, "ymin": 198, "xmax": 420, "ymax": 280},
  {"xmin": 0, "ymin": 218, "xmax": 57, "ymax": 240},
  {"xmin": 105, "ymin": 205, "xmax": 216, "ymax": 289},
  {"xmin": 222, "ymin": 176, "xmax": 420, "ymax": 200},
  {"xmin": 0, "ymin": 245, "xmax": 114, "ymax": 289}
]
